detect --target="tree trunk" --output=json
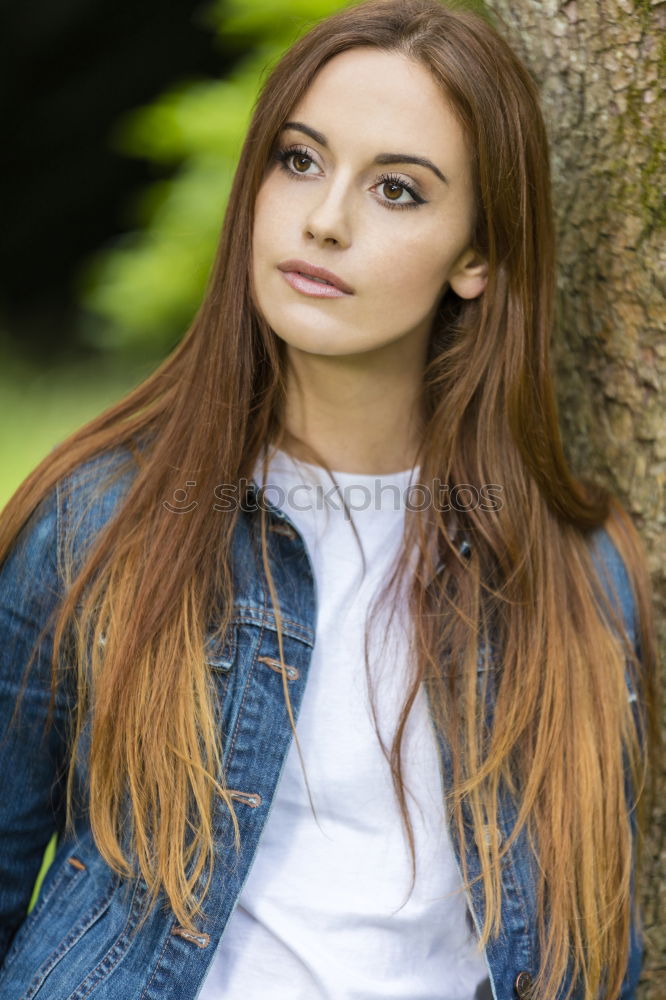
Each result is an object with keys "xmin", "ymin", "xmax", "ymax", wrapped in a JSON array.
[{"xmin": 484, "ymin": 1, "xmax": 665, "ymax": 994}]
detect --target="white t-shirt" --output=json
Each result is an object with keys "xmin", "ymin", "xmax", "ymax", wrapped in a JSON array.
[{"xmin": 198, "ymin": 447, "xmax": 489, "ymax": 1000}]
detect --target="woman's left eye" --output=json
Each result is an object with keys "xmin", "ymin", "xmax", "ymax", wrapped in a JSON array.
[
  {"xmin": 373, "ymin": 174, "xmax": 423, "ymax": 210},
  {"xmin": 273, "ymin": 144, "xmax": 425, "ymax": 211}
]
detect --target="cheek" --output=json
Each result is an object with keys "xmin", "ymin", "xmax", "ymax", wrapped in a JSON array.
[
  {"xmin": 251, "ymin": 205, "xmax": 276, "ymax": 317},
  {"xmin": 251, "ymin": 192, "xmax": 286, "ymax": 304},
  {"xmin": 252, "ymin": 183, "xmax": 282, "ymax": 258},
  {"xmin": 371, "ymin": 231, "xmax": 450, "ymax": 308},
  {"xmin": 252, "ymin": 211, "xmax": 273, "ymax": 266}
]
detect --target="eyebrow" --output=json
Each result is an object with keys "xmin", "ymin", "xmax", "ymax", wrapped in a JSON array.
[{"xmin": 280, "ymin": 121, "xmax": 449, "ymax": 185}]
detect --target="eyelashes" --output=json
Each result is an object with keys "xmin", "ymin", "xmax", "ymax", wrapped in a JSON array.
[{"xmin": 271, "ymin": 142, "xmax": 426, "ymax": 211}]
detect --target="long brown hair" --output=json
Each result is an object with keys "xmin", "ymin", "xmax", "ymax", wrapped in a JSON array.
[{"xmin": 2, "ymin": 2, "xmax": 659, "ymax": 997}]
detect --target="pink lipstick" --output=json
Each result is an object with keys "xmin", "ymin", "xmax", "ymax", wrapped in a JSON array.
[{"xmin": 277, "ymin": 259, "xmax": 353, "ymax": 298}]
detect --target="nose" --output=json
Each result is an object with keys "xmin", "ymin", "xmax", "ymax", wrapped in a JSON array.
[{"xmin": 303, "ymin": 178, "xmax": 352, "ymax": 248}]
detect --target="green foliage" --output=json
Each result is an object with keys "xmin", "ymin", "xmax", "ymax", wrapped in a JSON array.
[
  {"xmin": 28, "ymin": 836, "xmax": 56, "ymax": 914},
  {"xmin": 207, "ymin": 0, "xmax": 347, "ymax": 38},
  {"xmin": 80, "ymin": 0, "xmax": 348, "ymax": 355},
  {"xmin": 0, "ymin": 353, "xmax": 152, "ymax": 507}
]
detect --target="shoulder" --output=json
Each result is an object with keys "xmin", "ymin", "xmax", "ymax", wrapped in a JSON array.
[
  {"xmin": 57, "ymin": 440, "xmax": 146, "ymax": 575},
  {"xmin": 59, "ymin": 443, "xmax": 142, "ymax": 524},
  {"xmin": 2, "ymin": 443, "xmax": 143, "ymax": 579}
]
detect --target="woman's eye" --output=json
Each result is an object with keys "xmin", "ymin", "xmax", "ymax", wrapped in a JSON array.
[
  {"xmin": 274, "ymin": 144, "xmax": 424, "ymax": 209},
  {"xmin": 275, "ymin": 145, "xmax": 319, "ymax": 176},
  {"xmin": 291, "ymin": 152, "xmax": 314, "ymax": 173},
  {"xmin": 372, "ymin": 174, "xmax": 424, "ymax": 210},
  {"xmin": 376, "ymin": 178, "xmax": 417, "ymax": 207}
]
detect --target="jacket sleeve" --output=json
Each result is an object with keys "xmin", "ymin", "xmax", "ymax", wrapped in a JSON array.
[
  {"xmin": 591, "ymin": 528, "xmax": 646, "ymax": 1000},
  {"xmin": 0, "ymin": 481, "xmax": 73, "ymax": 966}
]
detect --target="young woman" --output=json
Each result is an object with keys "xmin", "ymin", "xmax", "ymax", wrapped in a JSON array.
[{"xmin": 0, "ymin": 1, "xmax": 658, "ymax": 998}]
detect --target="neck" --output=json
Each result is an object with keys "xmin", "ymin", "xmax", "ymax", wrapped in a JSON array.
[{"xmin": 282, "ymin": 342, "xmax": 426, "ymax": 475}]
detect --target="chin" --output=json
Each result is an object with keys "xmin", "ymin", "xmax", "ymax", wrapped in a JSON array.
[{"xmin": 275, "ymin": 331, "xmax": 344, "ymax": 355}]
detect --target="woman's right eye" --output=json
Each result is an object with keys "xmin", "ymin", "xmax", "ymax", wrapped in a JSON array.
[{"xmin": 274, "ymin": 144, "xmax": 319, "ymax": 177}]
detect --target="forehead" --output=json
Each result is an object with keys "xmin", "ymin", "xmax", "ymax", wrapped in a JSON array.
[{"xmin": 286, "ymin": 46, "xmax": 469, "ymax": 177}]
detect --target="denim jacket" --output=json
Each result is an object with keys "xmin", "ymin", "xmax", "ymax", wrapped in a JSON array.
[{"xmin": 0, "ymin": 447, "xmax": 644, "ymax": 1000}]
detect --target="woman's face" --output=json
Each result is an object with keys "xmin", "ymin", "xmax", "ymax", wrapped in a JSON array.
[{"xmin": 251, "ymin": 46, "xmax": 486, "ymax": 360}]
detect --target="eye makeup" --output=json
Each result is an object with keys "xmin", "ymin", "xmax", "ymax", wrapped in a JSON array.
[{"xmin": 271, "ymin": 141, "xmax": 427, "ymax": 211}]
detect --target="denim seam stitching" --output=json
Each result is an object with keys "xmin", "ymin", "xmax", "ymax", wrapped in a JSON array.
[
  {"xmin": 135, "ymin": 911, "xmax": 173, "ymax": 1000},
  {"xmin": 18, "ymin": 878, "xmax": 116, "ymax": 1000},
  {"xmin": 68, "ymin": 875, "xmax": 147, "ymax": 1000},
  {"xmin": 224, "ymin": 618, "xmax": 266, "ymax": 768}
]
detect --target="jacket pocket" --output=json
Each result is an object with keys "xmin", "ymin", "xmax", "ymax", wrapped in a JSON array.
[
  {"xmin": 1, "ymin": 854, "xmax": 88, "ymax": 972},
  {"xmin": 0, "ymin": 853, "xmax": 116, "ymax": 999}
]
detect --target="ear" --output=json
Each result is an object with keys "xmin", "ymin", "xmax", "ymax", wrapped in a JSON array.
[{"xmin": 448, "ymin": 248, "xmax": 488, "ymax": 300}]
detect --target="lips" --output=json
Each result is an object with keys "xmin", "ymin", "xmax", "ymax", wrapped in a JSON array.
[{"xmin": 277, "ymin": 259, "xmax": 353, "ymax": 294}]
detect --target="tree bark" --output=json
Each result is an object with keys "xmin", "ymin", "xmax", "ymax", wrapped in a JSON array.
[{"xmin": 484, "ymin": 1, "xmax": 665, "ymax": 994}]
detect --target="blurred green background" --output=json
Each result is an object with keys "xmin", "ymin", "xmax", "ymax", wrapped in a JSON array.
[{"xmin": 0, "ymin": 0, "xmax": 346, "ymax": 913}]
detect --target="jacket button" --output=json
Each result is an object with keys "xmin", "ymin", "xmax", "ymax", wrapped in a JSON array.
[{"xmin": 514, "ymin": 971, "xmax": 534, "ymax": 998}]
